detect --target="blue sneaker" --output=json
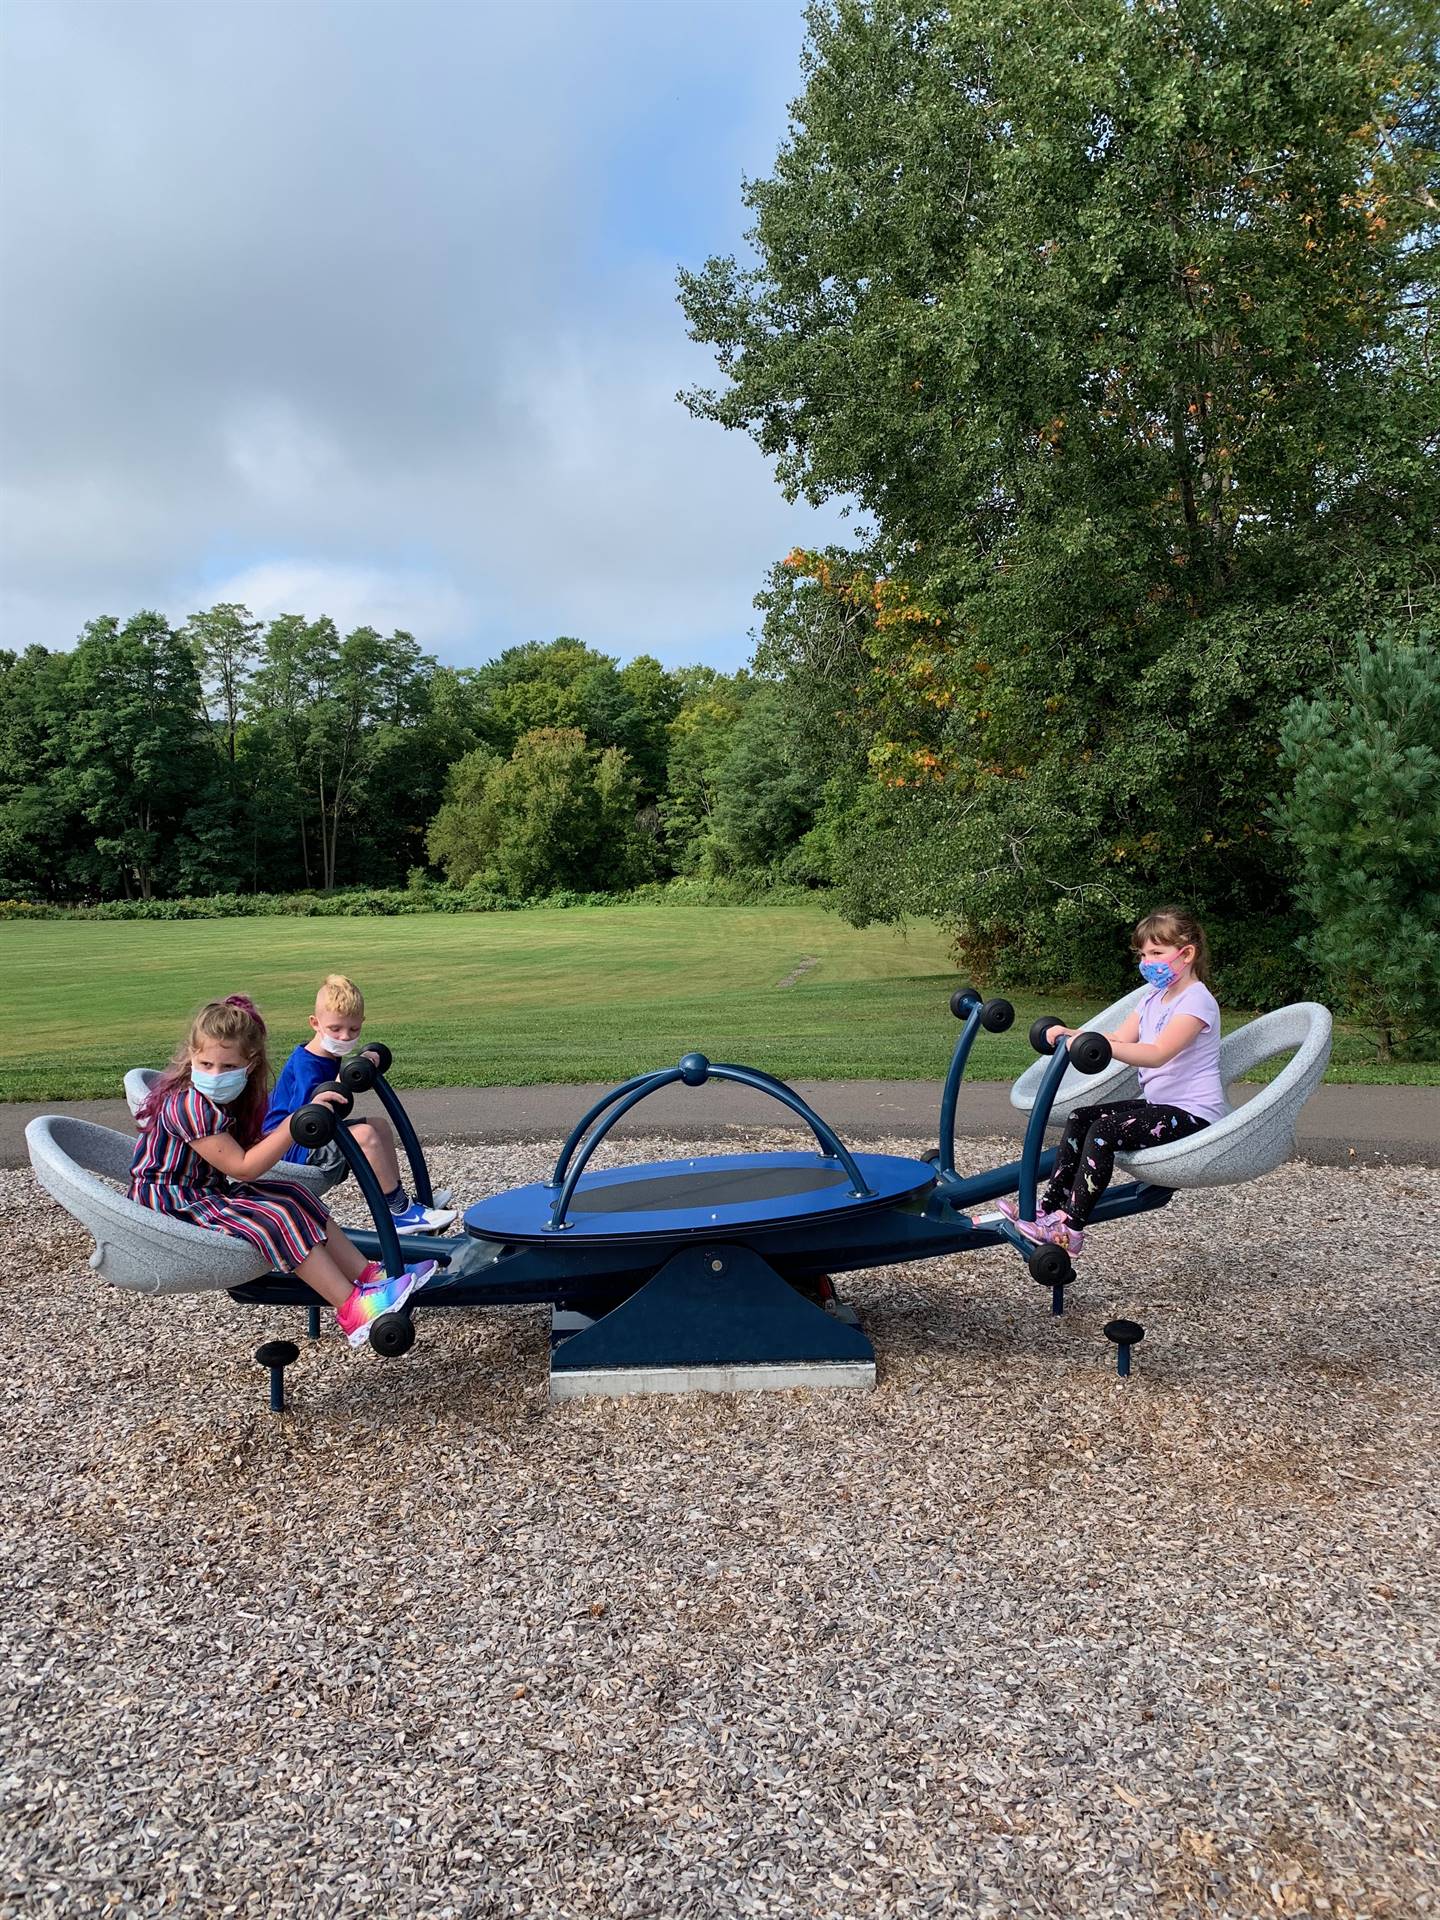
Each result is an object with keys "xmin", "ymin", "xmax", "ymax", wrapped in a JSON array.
[{"xmin": 389, "ymin": 1199, "xmax": 457, "ymax": 1233}]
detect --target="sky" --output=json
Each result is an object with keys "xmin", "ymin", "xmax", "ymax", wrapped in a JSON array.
[{"xmin": 0, "ymin": 0, "xmax": 857, "ymax": 673}]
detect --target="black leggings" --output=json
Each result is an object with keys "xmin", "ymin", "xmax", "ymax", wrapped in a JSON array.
[{"xmin": 1042, "ymin": 1101, "xmax": 1210, "ymax": 1227}]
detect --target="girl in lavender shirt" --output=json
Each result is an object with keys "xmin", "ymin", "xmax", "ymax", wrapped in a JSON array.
[{"xmin": 1004, "ymin": 906, "xmax": 1227, "ymax": 1258}]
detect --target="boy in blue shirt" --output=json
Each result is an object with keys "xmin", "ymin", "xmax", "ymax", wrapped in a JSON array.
[{"xmin": 264, "ymin": 973, "xmax": 456, "ymax": 1232}]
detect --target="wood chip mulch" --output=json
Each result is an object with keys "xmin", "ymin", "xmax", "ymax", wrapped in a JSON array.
[{"xmin": 3, "ymin": 1133, "xmax": 1437, "ymax": 1918}]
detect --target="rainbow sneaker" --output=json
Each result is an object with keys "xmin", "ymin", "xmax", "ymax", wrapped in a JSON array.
[{"xmin": 336, "ymin": 1261, "xmax": 437, "ymax": 1348}]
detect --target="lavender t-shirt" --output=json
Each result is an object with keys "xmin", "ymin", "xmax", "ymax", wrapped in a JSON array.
[{"xmin": 1137, "ymin": 981, "xmax": 1228, "ymax": 1122}]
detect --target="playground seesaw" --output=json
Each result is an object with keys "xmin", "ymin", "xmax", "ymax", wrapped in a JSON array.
[{"xmin": 26, "ymin": 991, "xmax": 1331, "ymax": 1407}]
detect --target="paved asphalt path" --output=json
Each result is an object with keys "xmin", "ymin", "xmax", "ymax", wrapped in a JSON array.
[{"xmin": 4, "ymin": 1079, "xmax": 1436, "ymax": 1169}]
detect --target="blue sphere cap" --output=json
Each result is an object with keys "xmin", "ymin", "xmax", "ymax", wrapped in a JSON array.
[{"xmin": 678, "ymin": 1052, "xmax": 711, "ymax": 1086}]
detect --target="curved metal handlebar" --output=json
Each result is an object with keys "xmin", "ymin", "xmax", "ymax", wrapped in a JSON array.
[
  {"xmin": 548, "ymin": 1070, "xmax": 681, "ymax": 1190},
  {"xmin": 1017, "ymin": 1041, "xmax": 1076, "ymax": 1223},
  {"xmin": 545, "ymin": 1057, "xmax": 874, "ymax": 1231},
  {"xmin": 338, "ymin": 1047, "xmax": 436, "ymax": 1207},
  {"xmin": 937, "ymin": 1000, "xmax": 984, "ymax": 1180}
]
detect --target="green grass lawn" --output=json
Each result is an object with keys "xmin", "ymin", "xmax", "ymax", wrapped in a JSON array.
[{"xmin": 0, "ymin": 904, "xmax": 1428, "ymax": 1101}]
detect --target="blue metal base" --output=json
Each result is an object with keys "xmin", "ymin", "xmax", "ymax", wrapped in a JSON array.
[
  {"xmin": 227, "ymin": 1016, "xmax": 1180, "ymax": 1390},
  {"xmin": 547, "ymin": 1243, "xmax": 875, "ymax": 1399},
  {"xmin": 207, "ymin": 1013, "xmax": 1205, "ymax": 1412},
  {"xmin": 230, "ymin": 1179, "xmax": 1176, "ymax": 1334}
]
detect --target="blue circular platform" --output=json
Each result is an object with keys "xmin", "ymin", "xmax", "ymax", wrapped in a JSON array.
[{"xmin": 465, "ymin": 1150, "xmax": 937, "ymax": 1246}]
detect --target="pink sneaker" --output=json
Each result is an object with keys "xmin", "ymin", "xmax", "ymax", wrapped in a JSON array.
[
  {"xmin": 1044, "ymin": 1218, "xmax": 1085, "ymax": 1258},
  {"xmin": 336, "ymin": 1261, "xmax": 437, "ymax": 1349},
  {"xmin": 1014, "ymin": 1217, "xmax": 1053, "ymax": 1249},
  {"xmin": 997, "ymin": 1197, "xmax": 1062, "ymax": 1232}
]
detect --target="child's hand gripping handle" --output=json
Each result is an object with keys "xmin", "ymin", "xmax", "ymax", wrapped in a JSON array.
[
  {"xmin": 289, "ymin": 1080, "xmax": 406, "ymax": 1279},
  {"xmin": 1018, "ymin": 1020, "xmax": 1113, "ymax": 1220},
  {"xmin": 289, "ymin": 1080, "xmax": 354, "ymax": 1147}
]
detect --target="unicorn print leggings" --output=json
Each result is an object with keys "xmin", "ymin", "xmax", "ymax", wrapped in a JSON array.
[{"xmin": 1041, "ymin": 1100, "xmax": 1210, "ymax": 1227}]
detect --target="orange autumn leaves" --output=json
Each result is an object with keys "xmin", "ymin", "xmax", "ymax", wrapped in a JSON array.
[{"xmin": 783, "ymin": 549, "xmax": 1028, "ymax": 790}]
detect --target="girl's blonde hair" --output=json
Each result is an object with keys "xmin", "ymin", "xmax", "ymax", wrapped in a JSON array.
[
  {"xmin": 139, "ymin": 994, "xmax": 272, "ymax": 1145},
  {"xmin": 1131, "ymin": 906, "xmax": 1212, "ymax": 985}
]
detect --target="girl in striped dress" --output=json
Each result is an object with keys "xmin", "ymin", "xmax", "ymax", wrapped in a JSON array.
[{"xmin": 131, "ymin": 995, "xmax": 434, "ymax": 1346}]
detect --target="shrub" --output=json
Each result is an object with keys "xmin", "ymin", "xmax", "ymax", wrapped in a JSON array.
[{"xmin": 0, "ymin": 877, "xmax": 831, "ymax": 922}]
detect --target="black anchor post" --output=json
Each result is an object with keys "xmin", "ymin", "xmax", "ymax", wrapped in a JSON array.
[
  {"xmin": 1103, "ymin": 1319, "xmax": 1145, "ymax": 1378},
  {"xmin": 1027, "ymin": 1243, "xmax": 1074, "ymax": 1317},
  {"xmin": 255, "ymin": 1340, "xmax": 299, "ymax": 1413}
]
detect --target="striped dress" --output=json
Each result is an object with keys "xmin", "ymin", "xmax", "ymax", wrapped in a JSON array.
[{"xmin": 129, "ymin": 1085, "xmax": 330, "ymax": 1271}]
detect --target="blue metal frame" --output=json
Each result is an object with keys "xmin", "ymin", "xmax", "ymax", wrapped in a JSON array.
[
  {"xmin": 937, "ymin": 996, "xmax": 984, "ymax": 1179},
  {"xmin": 232, "ymin": 1012, "xmax": 1177, "ymax": 1357},
  {"xmin": 709, "ymin": 1062, "xmax": 873, "ymax": 1182},
  {"xmin": 365, "ymin": 1067, "xmax": 436, "ymax": 1209},
  {"xmin": 546, "ymin": 1060, "xmax": 873, "ymax": 1230},
  {"xmin": 236, "ymin": 1173, "xmax": 1174, "ymax": 1317},
  {"xmin": 327, "ymin": 1116, "xmax": 406, "ymax": 1276},
  {"xmin": 936, "ymin": 1151, "xmax": 1057, "ymax": 1210},
  {"xmin": 1017, "ymin": 1043, "xmax": 1075, "ymax": 1222},
  {"xmin": 549, "ymin": 1071, "xmax": 663, "ymax": 1189},
  {"xmin": 469, "ymin": 1149, "xmax": 934, "ymax": 1245}
]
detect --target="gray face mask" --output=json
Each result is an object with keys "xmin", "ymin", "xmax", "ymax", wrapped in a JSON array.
[{"xmin": 318, "ymin": 1033, "xmax": 351, "ymax": 1056}]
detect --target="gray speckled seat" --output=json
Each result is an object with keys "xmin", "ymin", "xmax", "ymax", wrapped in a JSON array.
[
  {"xmin": 123, "ymin": 1066, "xmax": 162, "ymax": 1120},
  {"xmin": 123, "ymin": 1067, "xmax": 345, "ymax": 1199},
  {"xmin": 1010, "ymin": 998, "xmax": 1333, "ymax": 1190},
  {"xmin": 26, "ymin": 1114, "xmax": 273, "ymax": 1295}
]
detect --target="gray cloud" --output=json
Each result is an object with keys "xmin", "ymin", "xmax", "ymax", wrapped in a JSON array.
[{"xmin": 0, "ymin": 0, "xmax": 857, "ymax": 668}]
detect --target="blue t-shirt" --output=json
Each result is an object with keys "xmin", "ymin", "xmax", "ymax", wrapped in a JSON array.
[{"xmin": 264, "ymin": 1043, "xmax": 340, "ymax": 1163}]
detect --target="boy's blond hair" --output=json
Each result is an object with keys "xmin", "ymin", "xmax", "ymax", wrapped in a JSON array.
[{"xmin": 317, "ymin": 973, "xmax": 365, "ymax": 1018}]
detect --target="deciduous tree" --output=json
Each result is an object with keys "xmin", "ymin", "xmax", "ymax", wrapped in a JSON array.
[
  {"xmin": 60, "ymin": 613, "xmax": 214, "ymax": 899},
  {"xmin": 681, "ymin": 0, "xmax": 1439, "ymax": 992}
]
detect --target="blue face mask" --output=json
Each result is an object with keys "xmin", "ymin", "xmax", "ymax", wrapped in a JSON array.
[
  {"xmin": 1138, "ymin": 957, "xmax": 1179, "ymax": 991},
  {"xmin": 193, "ymin": 1066, "xmax": 249, "ymax": 1104}
]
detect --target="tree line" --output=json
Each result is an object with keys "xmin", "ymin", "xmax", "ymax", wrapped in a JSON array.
[{"xmin": 0, "ymin": 612, "xmax": 829, "ymax": 904}]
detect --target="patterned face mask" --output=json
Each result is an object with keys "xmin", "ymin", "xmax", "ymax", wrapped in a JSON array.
[{"xmin": 1138, "ymin": 954, "xmax": 1182, "ymax": 990}]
